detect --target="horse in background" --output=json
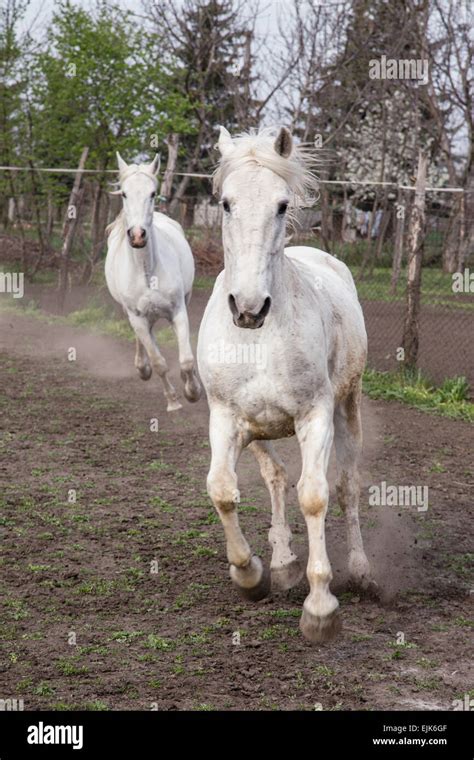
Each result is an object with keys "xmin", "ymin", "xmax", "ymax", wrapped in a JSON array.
[{"xmin": 105, "ymin": 153, "xmax": 201, "ymax": 411}]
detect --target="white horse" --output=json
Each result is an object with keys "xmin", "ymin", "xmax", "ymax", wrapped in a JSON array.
[
  {"xmin": 105, "ymin": 153, "xmax": 201, "ymax": 411},
  {"xmin": 197, "ymin": 126, "xmax": 374, "ymax": 643}
]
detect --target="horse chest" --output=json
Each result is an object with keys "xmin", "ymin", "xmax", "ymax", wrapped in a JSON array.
[{"xmin": 211, "ymin": 362, "xmax": 313, "ymax": 436}]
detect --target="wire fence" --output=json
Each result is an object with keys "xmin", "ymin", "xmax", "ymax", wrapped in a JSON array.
[{"xmin": 0, "ymin": 168, "xmax": 472, "ymax": 389}]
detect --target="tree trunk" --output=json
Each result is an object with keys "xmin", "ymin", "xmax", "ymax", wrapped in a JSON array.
[
  {"xmin": 7, "ymin": 171, "xmax": 28, "ymax": 275},
  {"xmin": 442, "ymin": 195, "xmax": 462, "ymax": 273},
  {"xmin": 46, "ymin": 191, "xmax": 54, "ymax": 238},
  {"xmin": 90, "ymin": 180, "xmax": 104, "ymax": 259},
  {"xmin": 369, "ymin": 195, "xmax": 390, "ymax": 276},
  {"xmin": 159, "ymin": 133, "xmax": 179, "ymax": 214},
  {"xmin": 402, "ymin": 151, "xmax": 427, "ymax": 370},
  {"xmin": 28, "ymin": 160, "xmax": 48, "ymax": 275},
  {"xmin": 169, "ymin": 172, "xmax": 192, "ymax": 218}
]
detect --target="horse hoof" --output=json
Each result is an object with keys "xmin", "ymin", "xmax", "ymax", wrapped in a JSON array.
[
  {"xmin": 183, "ymin": 382, "xmax": 202, "ymax": 402},
  {"xmin": 299, "ymin": 607, "xmax": 342, "ymax": 644},
  {"xmin": 137, "ymin": 365, "xmax": 152, "ymax": 381},
  {"xmin": 349, "ymin": 576, "xmax": 379, "ymax": 600},
  {"xmin": 230, "ymin": 557, "xmax": 271, "ymax": 602},
  {"xmin": 181, "ymin": 371, "xmax": 202, "ymax": 403},
  {"xmin": 271, "ymin": 558, "xmax": 304, "ymax": 591},
  {"xmin": 166, "ymin": 399, "xmax": 183, "ymax": 412}
]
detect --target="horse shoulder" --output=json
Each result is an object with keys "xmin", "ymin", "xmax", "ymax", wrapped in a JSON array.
[
  {"xmin": 152, "ymin": 212, "xmax": 187, "ymax": 240},
  {"xmin": 285, "ymin": 245, "xmax": 357, "ymax": 294}
]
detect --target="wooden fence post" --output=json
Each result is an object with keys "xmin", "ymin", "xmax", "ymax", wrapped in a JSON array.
[
  {"xmin": 319, "ymin": 171, "xmax": 333, "ymax": 250},
  {"xmin": 390, "ymin": 187, "xmax": 406, "ymax": 294},
  {"xmin": 58, "ymin": 147, "xmax": 89, "ymax": 305},
  {"xmin": 159, "ymin": 133, "xmax": 179, "ymax": 214},
  {"xmin": 402, "ymin": 150, "xmax": 428, "ymax": 370}
]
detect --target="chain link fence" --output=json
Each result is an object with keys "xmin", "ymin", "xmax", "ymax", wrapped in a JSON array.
[{"xmin": 1, "ymin": 171, "xmax": 473, "ymax": 389}]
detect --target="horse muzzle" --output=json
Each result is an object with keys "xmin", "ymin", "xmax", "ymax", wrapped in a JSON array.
[
  {"xmin": 228, "ymin": 294, "xmax": 271, "ymax": 329},
  {"xmin": 127, "ymin": 227, "xmax": 147, "ymax": 248}
]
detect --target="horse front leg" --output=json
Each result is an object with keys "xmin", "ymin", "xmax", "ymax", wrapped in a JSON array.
[
  {"xmin": 127, "ymin": 311, "xmax": 182, "ymax": 412},
  {"xmin": 296, "ymin": 401, "xmax": 340, "ymax": 644},
  {"xmin": 171, "ymin": 307, "xmax": 202, "ymax": 402},
  {"xmin": 249, "ymin": 440, "xmax": 303, "ymax": 591},
  {"xmin": 134, "ymin": 336, "xmax": 152, "ymax": 380},
  {"xmin": 207, "ymin": 405, "xmax": 270, "ymax": 601}
]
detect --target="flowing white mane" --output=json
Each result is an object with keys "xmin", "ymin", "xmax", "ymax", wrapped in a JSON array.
[{"xmin": 213, "ymin": 127, "xmax": 317, "ymax": 205}]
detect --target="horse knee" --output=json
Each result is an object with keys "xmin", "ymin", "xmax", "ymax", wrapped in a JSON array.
[
  {"xmin": 180, "ymin": 358, "xmax": 194, "ymax": 374},
  {"xmin": 207, "ymin": 471, "xmax": 239, "ymax": 510},
  {"xmin": 297, "ymin": 478, "xmax": 329, "ymax": 517},
  {"xmin": 268, "ymin": 460, "xmax": 288, "ymax": 492},
  {"xmin": 152, "ymin": 357, "xmax": 169, "ymax": 376}
]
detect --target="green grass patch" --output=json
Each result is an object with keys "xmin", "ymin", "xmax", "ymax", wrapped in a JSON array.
[
  {"xmin": 363, "ymin": 368, "xmax": 473, "ymax": 422},
  {"xmin": 146, "ymin": 634, "xmax": 176, "ymax": 651},
  {"xmin": 0, "ymin": 290, "xmax": 178, "ymax": 345},
  {"xmin": 351, "ymin": 267, "xmax": 474, "ymax": 310}
]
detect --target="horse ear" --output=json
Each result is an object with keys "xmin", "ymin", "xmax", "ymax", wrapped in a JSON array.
[
  {"xmin": 149, "ymin": 153, "xmax": 161, "ymax": 176},
  {"xmin": 274, "ymin": 127, "xmax": 293, "ymax": 158},
  {"xmin": 216, "ymin": 125, "xmax": 235, "ymax": 157},
  {"xmin": 116, "ymin": 151, "xmax": 128, "ymax": 173}
]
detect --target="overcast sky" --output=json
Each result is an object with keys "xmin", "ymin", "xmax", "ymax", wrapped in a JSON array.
[
  {"xmin": 20, "ymin": 0, "xmax": 289, "ymax": 39},
  {"xmin": 19, "ymin": 0, "xmax": 291, "ymax": 123}
]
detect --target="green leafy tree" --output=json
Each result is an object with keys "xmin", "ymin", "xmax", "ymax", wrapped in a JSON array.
[{"xmin": 28, "ymin": 0, "xmax": 194, "ymax": 275}]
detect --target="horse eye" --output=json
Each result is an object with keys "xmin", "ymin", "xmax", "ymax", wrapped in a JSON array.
[
  {"xmin": 121, "ymin": 192, "xmax": 127, "ymax": 199},
  {"xmin": 222, "ymin": 200, "xmax": 230, "ymax": 213},
  {"xmin": 278, "ymin": 202, "xmax": 288, "ymax": 215},
  {"xmin": 151, "ymin": 191, "xmax": 156, "ymax": 198}
]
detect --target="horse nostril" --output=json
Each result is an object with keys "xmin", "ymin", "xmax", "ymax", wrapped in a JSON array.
[
  {"xmin": 259, "ymin": 296, "xmax": 271, "ymax": 318},
  {"xmin": 228, "ymin": 294, "xmax": 239, "ymax": 318},
  {"xmin": 127, "ymin": 227, "xmax": 146, "ymax": 239}
]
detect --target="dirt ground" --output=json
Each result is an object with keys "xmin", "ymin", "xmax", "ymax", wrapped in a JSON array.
[{"xmin": 0, "ymin": 286, "xmax": 472, "ymax": 711}]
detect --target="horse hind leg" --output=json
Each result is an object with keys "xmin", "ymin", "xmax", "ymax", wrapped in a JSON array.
[
  {"xmin": 172, "ymin": 308, "xmax": 202, "ymax": 403},
  {"xmin": 128, "ymin": 312, "xmax": 182, "ymax": 412},
  {"xmin": 334, "ymin": 384, "xmax": 375, "ymax": 592},
  {"xmin": 135, "ymin": 337, "xmax": 152, "ymax": 380},
  {"xmin": 249, "ymin": 441, "xmax": 303, "ymax": 591}
]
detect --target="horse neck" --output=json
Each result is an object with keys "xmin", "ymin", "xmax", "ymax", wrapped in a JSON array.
[
  {"xmin": 123, "ymin": 219, "xmax": 158, "ymax": 284},
  {"xmin": 274, "ymin": 251, "xmax": 298, "ymax": 313}
]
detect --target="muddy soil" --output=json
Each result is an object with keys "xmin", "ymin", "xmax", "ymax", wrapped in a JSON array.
[{"xmin": 0, "ymin": 290, "xmax": 472, "ymax": 711}]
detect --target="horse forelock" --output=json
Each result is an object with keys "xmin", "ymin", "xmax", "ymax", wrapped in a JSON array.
[
  {"xmin": 213, "ymin": 128, "xmax": 318, "ymax": 206},
  {"xmin": 118, "ymin": 164, "xmax": 158, "ymax": 186}
]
